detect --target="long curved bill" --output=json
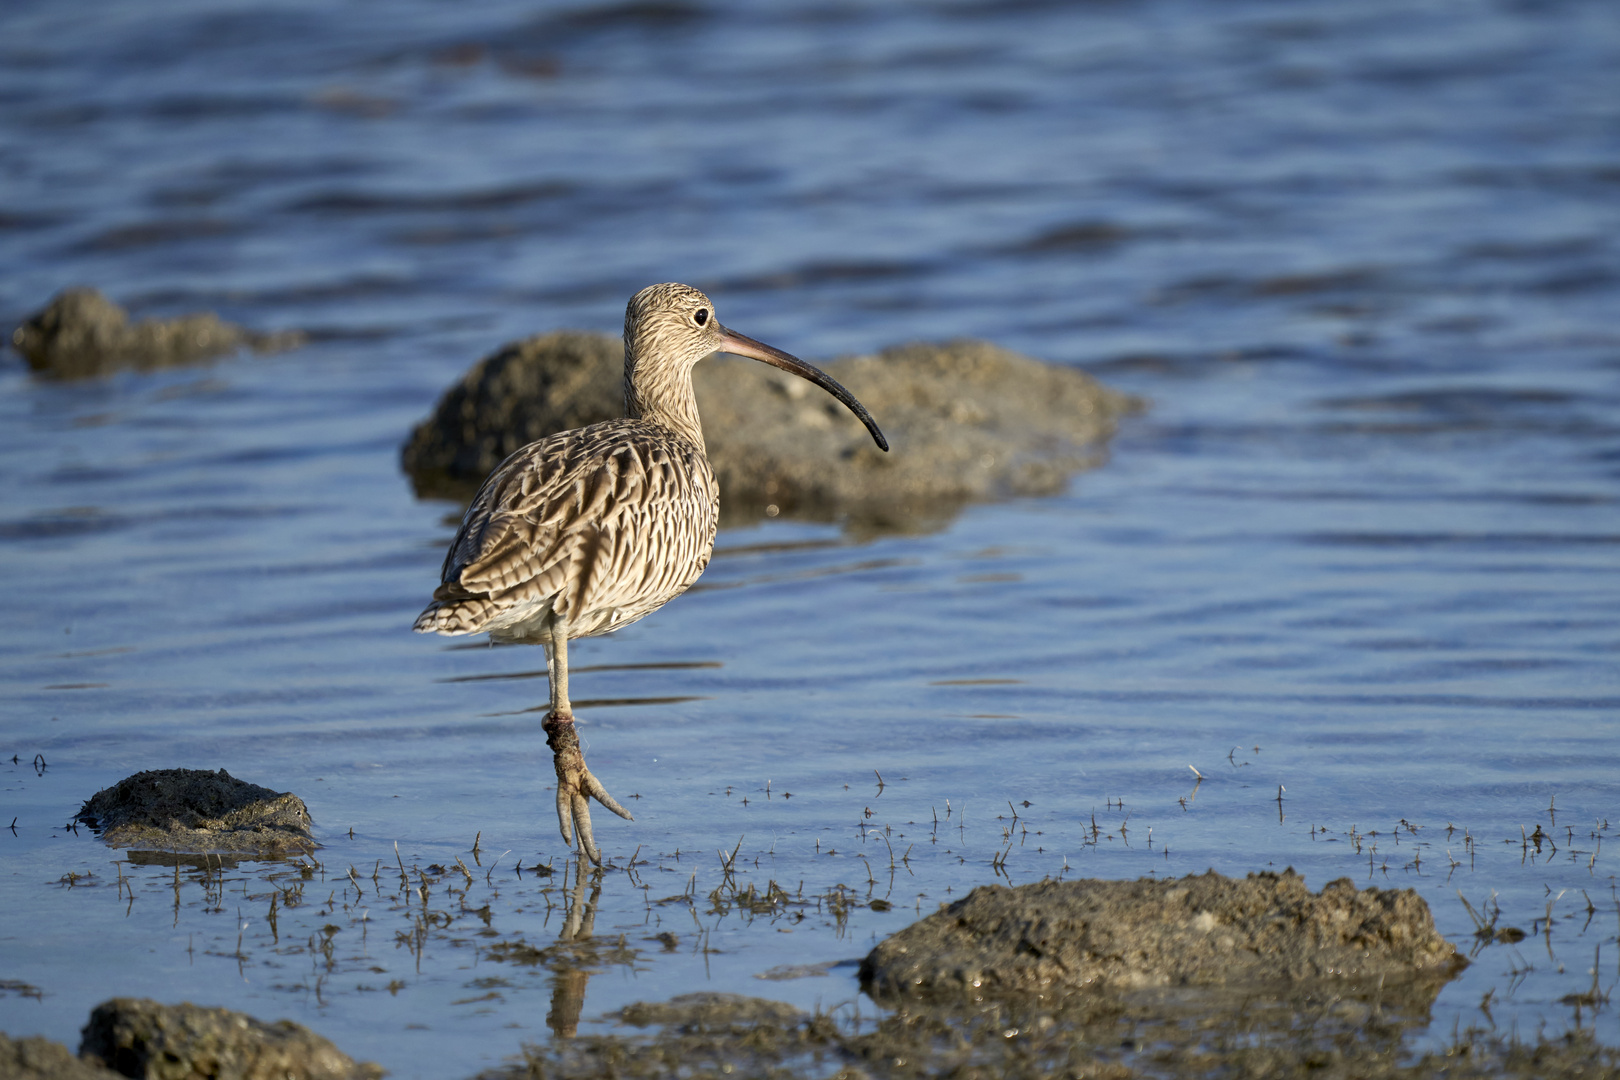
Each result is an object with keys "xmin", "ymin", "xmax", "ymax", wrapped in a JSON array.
[{"xmin": 716, "ymin": 326, "xmax": 889, "ymax": 452}]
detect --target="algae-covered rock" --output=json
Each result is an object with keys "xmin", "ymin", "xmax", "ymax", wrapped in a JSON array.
[
  {"xmin": 78, "ymin": 998, "xmax": 380, "ymax": 1080},
  {"xmin": 859, "ymin": 869, "xmax": 1464, "ymax": 1001},
  {"xmin": 11, "ymin": 288, "xmax": 304, "ymax": 379},
  {"xmin": 76, "ymin": 768, "xmax": 314, "ymax": 857},
  {"xmin": 402, "ymin": 331, "xmax": 1141, "ymax": 532}
]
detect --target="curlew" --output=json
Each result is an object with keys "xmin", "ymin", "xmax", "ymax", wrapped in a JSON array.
[{"xmin": 416, "ymin": 283, "xmax": 888, "ymax": 863}]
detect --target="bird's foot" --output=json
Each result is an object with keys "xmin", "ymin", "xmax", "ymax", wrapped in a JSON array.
[{"xmin": 544, "ymin": 713, "xmax": 633, "ymax": 865}]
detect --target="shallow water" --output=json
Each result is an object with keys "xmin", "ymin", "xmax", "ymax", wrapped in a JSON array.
[{"xmin": 2, "ymin": 0, "xmax": 1618, "ymax": 1073}]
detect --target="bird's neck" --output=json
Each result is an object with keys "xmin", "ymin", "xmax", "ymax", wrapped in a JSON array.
[{"xmin": 624, "ymin": 351, "xmax": 707, "ymax": 452}]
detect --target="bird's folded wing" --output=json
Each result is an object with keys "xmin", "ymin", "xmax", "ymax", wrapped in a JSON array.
[
  {"xmin": 439, "ymin": 426, "xmax": 657, "ymax": 612},
  {"xmin": 451, "ymin": 474, "xmax": 616, "ymax": 597},
  {"xmin": 425, "ymin": 420, "xmax": 716, "ymax": 638}
]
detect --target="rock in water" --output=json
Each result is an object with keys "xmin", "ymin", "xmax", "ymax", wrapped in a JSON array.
[
  {"xmin": 401, "ymin": 331, "xmax": 1141, "ymax": 532},
  {"xmin": 76, "ymin": 768, "xmax": 314, "ymax": 857},
  {"xmin": 79, "ymin": 999, "xmax": 380, "ymax": 1080},
  {"xmin": 11, "ymin": 288, "xmax": 303, "ymax": 379},
  {"xmin": 399, "ymin": 331, "xmax": 625, "ymax": 488},
  {"xmin": 860, "ymin": 870, "xmax": 1464, "ymax": 1001}
]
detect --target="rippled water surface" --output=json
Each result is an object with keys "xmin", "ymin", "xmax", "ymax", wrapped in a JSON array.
[{"xmin": 3, "ymin": 0, "xmax": 1619, "ymax": 1074}]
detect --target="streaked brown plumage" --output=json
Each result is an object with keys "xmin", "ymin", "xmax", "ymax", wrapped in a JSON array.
[{"xmin": 416, "ymin": 283, "xmax": 887, "ymax": 863}]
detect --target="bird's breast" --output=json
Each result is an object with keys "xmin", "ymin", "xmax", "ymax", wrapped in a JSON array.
[{"xmin": 560, "ymin": 433, "xmax": 719, "ymax": 639}]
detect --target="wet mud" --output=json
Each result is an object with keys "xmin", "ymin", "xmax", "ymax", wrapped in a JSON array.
[
  {"xmin": 8, "ymin": 994, "xmax": 1613, "ymax": 1080},
  {"xmin": 401, "ymin": 332, "xmax": 1141, "ymax": 531},
  {"xmin": 488, "ymin": 992, "xmax": 1618, "ymax": 1080},
  {"xmin": 9, "ymin": 994, "xmax": 1616, "ymax": 1080},
  {"xmin": 75, "ymin": 769, "xmax": 315, "ymax": 857},
  {"xmin": 10, "ymin": 288, "xmax": 304, "ymax": 380},
  {"xmin": 859, "ymin": 870, "xmax": 1463, "ymax": 1001}
]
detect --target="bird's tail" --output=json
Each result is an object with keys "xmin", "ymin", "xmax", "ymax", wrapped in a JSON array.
[{"xmin": 412, "ymin": 601, "xmax": 488, "ymax": 636}]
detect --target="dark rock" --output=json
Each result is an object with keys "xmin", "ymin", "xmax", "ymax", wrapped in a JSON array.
[
  {"xmin": 401, "ymin": 331, "xmax": 624, "ymax": 490},
  {"xmin": 859, "ymin": 869, "xmax": 1464, "ymax": 1001},
  {"xmin": 78, "ymin": 999, "xmax": 379, "ymax": 1080},
  {"xmin": 76, "ymin": 769, "xmax": 314, "ymax": 857},
  {"xmin": 402, "ymin": 332, "xmax": 1142, "ymax": 532},
  {"xmin": 0, "ymin": 1033, "xmax": 121, "ymax": 1079},
  {"xmin": 10, "ymin": 288, "xmax": 303, "ymax": 380}
]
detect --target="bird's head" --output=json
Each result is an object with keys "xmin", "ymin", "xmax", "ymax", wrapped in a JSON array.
[
  {"xmin": 624, "ymin": 282, "xmax": 724, "ymax": 370},
  {"xmin": 623, "ymin": 282, "xmax": 888, "ymax": 451}
]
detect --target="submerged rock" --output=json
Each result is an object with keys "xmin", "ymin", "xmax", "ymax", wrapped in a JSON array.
[
  {"xmin": 860, "ymin": 869, "xmax": 1464, "ymax": 1001},
  {"xmin": 78, "ymin": 998, "xmax": 381, "ymax": 1080},
  {"xmin": 10, "ymin": 288, "xmax": 304, "ymax": 380},
  {"xmin": 402, "ymin": 331, "xmax": 1141, "ymax": 532},
  {"xmin": 76, "ymin": 768, "xmax": 314, "ymax": 857}
]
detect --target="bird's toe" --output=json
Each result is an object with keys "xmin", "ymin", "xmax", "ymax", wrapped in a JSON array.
[
  {"xmin": 573, "ymin": 794, "xmax": 602, "ymax": 865},
  {"xmin": 555, "ymin": 782, "xmax": 575, "ymax": 848},
  {"xmin": 583, "ymin": 769, "xmax": 634, "ymax": 822}
]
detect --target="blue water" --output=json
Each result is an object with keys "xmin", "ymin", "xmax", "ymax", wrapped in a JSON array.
[{"xmin": 2, "ymin": 0, "xmax": 1618, "ymax": 1073}]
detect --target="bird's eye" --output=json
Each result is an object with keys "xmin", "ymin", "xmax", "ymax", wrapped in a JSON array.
[{"xmin": 693, "ymin": 308, "xmax": 709, "ymax": 326}]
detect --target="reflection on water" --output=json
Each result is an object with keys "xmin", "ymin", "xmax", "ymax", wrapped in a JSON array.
[
  {"xmin": 548, "ymin": 862, "xmax": 604, "ymax": 1040},
  {"xmin": 440, "ymin": 661, "xmax": 723, "ymax": 684},
  {"xmin": 2, "ymin": 0, "xmax": 1619, "ymax": 1075}
]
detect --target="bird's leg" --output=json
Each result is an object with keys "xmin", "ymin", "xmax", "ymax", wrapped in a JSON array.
[{"xmin": 542, "ymin": 615, "xmax": 632, "ymax": 865}]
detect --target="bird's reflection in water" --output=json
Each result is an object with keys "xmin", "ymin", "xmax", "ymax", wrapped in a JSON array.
[{"xmin": 546, "ymin": 858, "xmax": 605, "ymax": 1039}]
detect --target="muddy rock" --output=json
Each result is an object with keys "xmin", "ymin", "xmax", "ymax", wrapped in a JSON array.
[
  {"xmin": 0, "ymin": 1033, "xmax": 121, "ymax": 1079},
  {"xmin": 76, "ymin": 769, "xmax": 314, "ymax": 857},
  {"xmin": 402, "ymin": 331, "xmax": 1141, "ymax": 532},
  {"xmin": 860, "ymin": 869, "xmax": 1463, "ymax": 1001},
  {"xmin": 10, "ymin": 288, "xmax": 304, "ymax": 380},
  {"xmin": 78, "ymin": 999, "xmax": 380, "ymax": 1080}
]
